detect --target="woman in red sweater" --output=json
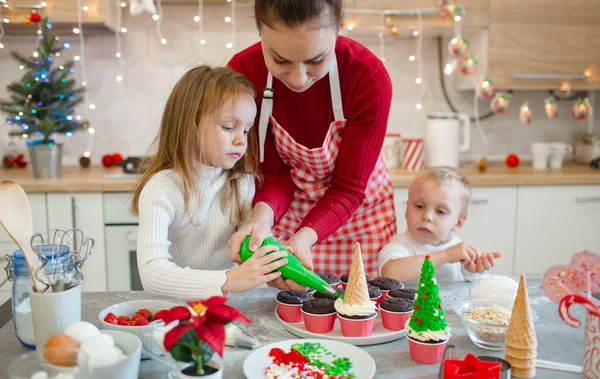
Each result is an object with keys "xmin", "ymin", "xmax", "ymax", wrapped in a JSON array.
[{"xmin": 228, "ymin": 0, "xmax": 396, "ymax": 287}]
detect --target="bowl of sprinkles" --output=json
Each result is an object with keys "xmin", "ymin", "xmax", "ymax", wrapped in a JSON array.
[{"xmin": 243, "ymin": 339, "xmax": 376, "ymax": 379}]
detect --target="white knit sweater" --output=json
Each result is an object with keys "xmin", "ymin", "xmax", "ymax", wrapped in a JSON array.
[{"xmin": 136, "ymin": 166, "xmax": 254, "ymax": 300}]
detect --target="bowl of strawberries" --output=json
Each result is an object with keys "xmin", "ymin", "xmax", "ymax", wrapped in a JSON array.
[{"xmin": 98, "ymin": 300, "xmax": 178, "ymax": 358}]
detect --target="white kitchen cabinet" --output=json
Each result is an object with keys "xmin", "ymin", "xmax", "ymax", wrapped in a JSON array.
[
  {"xmin": 514, "ymin": 185, "xmax": 600, "ymax": 276},
  {"xmin": 46, "ymin": 193, "xmax": 107, "ymax": 292},
  {"xmin": 456, "ymin": 187, "xmax": 517, "ymax": 275},
  {"xmin": 0, "ymin": 194, "xmax": 48, "ymax": 258}
]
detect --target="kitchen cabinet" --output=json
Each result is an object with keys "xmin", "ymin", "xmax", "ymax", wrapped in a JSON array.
[
  {"xmin": 487, "ymin": 0, "xmax": 600, "ymax": 90},
  {"xmin": 46, "ymin": 193, "xmax": 107, "ymax": 292},
  {"xmin": 514, "ymin": 185, "xmax": 600, "ymax": 276},
  {"xmin": 393, "ymin": 187, "xmax": 517, "ymax": 275}
]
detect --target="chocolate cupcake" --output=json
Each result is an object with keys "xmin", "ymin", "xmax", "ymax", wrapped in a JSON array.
[
  {"xmin": 301, "ymin": 298, "xmax": 336, "ymax": 315},
  {"xmin": 368, "ymin": 277, "xmax": 404, "ymax": 291},
  {"xmin": 316, "ymin": 272, "xmax": 340, "ymax": 285},
  {"xmin": 313, "ymin": 288, "xmax": 345, "ymax": 301},
  {"xmin": 367, "ymin": 285, "xmax": 382, "ymax": 299},
  {"xmin": 380, "ymin": 298, "xmax": 413, "ymax": 313},
  {"xmin": 276, "ymin": 290, "xmax": 311, "ymax": 305},
  {"xmin": 388, "ymin": 288, "xmax": 417, "ymax": 301},
  {"xmin": 340, "ymin": 273, "xmax": 372, "ymax": 284}
]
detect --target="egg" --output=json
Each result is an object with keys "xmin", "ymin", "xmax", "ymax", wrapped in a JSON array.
[
  {"xmin": 80, "ymin": 333, "xmax": 114, "ymax": 349},
  {"xmin": 63, "ymin": 321, "xmax": 100, "ymax": 344},
  {"xmin": 81, "ymin": 343, "xmax": 122, "ymax": 368},
  {"xmin": 43, "ymin": 334, "xmax": 79, "ymax": 367},
  {"xmin": 31, "ymin": 371, "xmax": 49, "ymax": 379}
]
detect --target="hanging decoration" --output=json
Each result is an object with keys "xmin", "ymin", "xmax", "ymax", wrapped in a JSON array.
[
  {"xmin": 114, "ymin": 0, "xmax": 125, "ymax": 82},
  {"xmin": 29, "ymin": 10, "xmax": 41, "ymax": 24},
  {"xmin": 545, "ymin": 97, "xmax": 558, "ymax": 119},
  {"xmin": 388, "ymin": 25, "xmax": 399, "ymax": 37},
  {"xmin": 437, "ymin": 0, "xmax": 457, "ymax": 16},
  {"xmin": 458, "ymin": 54, "xmax": 477, "ymax": 76},
  {"xmin": 384, "ymin": 17, "xmax": 393, "ymax": 28},
  {"xmin": 519, "ymin": 103, "xmax": 532, "ymax": 124},
  {"xmin": 559, "ymin": 81, "xmax": 572, "ymax": 97},
  {"xmin": 476, "ymin": 77, "xmax": 495, "ymax": 100},
  {"xmin": 490, "ymin": 93, "xmax": 512, "ymax": 115},
  {"xmin": 448, "ymin": 36, "xmax": 469, "ymax": 58},
  {"xmin": 572, "ymin": 97, "xmax": 591, "ymax": 121},
  {"xmin": 129, "ymin": 0, "xmax": 157, "ymax": 16}
]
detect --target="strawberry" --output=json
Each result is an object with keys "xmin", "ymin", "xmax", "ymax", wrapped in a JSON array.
[
  {"xmin": 128, "ymin": 320, "xmax": 137, "ymax": 326},
  {"xmin": 136, "ymin": 308, "xmax": 152, "ymax": 321},
  {"xmin": 132, "ymin": 314, "xmax": 147, "ymax": 324},
  {"xmin": 135, "ymin": 317, "xmax": 150, "ymax": 326},
  {"xmin": 103, "ymin": 312, "xmax": 118, "ymax": 325},
  {"xmin": 117, "ymin": 315, "xmax": 130, "ymax": 325},
  {"xmin": 154, "ymin": 309, "xmax": 168, "ymax": 322}
]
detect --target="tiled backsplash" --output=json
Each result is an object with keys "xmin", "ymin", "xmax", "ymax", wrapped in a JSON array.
[{"xmin": 0, "ymin": 4, "xmax": 598, "ymax": 164}]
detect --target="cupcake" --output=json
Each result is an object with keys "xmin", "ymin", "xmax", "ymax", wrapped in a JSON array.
[
  {"xmin": 369, "ymin": 277, "xmax": 404, "ymax": 301},
  {"xmin": 388, "ymin": 288, "xmax": 417, "ymax": 301},
  {"xmin": 316, "ymin": 272, "xmax": 340, "ymax": 287},
  {"xmin": 313, "ymin": 287, "xmax": 345, "ymax": 301},
  {"xmin": 301, "ymin": 298, "xmax": 337, "ymax": 333},
  {"xmin": 406, "ymin": 255, "xmax": 451, "ymax": 364},
  {"xmin": 334, "ymin": 243, "xmax": 377, "ymax": 337},
  {"xmin": 276, "ymin": 290, "xmax": 311, "ymax": 323},
  {"xmin": 367, "ymin": 285, "xmax": 383, "ymax": 306},
  {"xmin": 340, "ymin": 273, "xmax": 372, "ymax": 290},
  {"xmin": 379, "ymin": 298, "xmax": 414, "ymax": 331}
]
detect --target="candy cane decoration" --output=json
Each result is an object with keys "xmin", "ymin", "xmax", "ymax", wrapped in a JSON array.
[{"xmin": 559, "ymin": 294, "xmax": 600, "ymax": 328}]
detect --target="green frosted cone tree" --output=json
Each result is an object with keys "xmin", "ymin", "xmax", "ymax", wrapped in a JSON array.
[{"xmin": 0, "ymin": 17, "xmax": 89, "ymax": 144}]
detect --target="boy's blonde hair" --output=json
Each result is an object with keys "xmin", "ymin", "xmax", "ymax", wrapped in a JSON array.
[
  {"xmin": 412, "ymin": 166, "xmax": 472, "ymax": 215},
  {"xmin": 131, "ymin": 65, "xmax": 258, "ymax": 222}
]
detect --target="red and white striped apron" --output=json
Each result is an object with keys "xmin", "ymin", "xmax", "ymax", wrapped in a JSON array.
[{"xmin": 258, "ymin": 54, "xmax": 397, "ymax": 277}]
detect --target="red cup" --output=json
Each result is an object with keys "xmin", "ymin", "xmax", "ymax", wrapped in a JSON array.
[
  {"xmin": 338, "ymin": 313, "xmax": 376, "ymax": 337},
  {"xmin": 301, "ymin": 309, "xmax": 337, "ymax": 334},
  {"xmin": 370, "ymin": 294, "xmax": 383, "ymax": 307},
  {"xmin": 341, "ymin": 281, "xmax": 347, "ymax": 290},
  {"xmin": 276, "ymin": 300, "xmax": 303, "ymax": 323},
  {"xmin": 408, "ymin": 337, "xmax": 448, "ymax": 364},
  {"xmin": 331, "ymin": 280, "xmax": 340, "ymax": 289},
  {"xmin": 380, "ymin": 290, "xmax": 390, "ymax": 302},
  {"xmin": 379, "ymin": 305, "xmax": 413, "ymax": 331}
]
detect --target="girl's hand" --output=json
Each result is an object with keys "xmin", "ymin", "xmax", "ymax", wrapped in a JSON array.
[
  {"xmin": 229, "ymin": 203, "xmax": 274, "ymax": 263},
  {"xmin": 464, "ymin": 252, "xmax": 502, "ymax": 273},
  {"xmin": 222, "ymin": 245, "xmax": 287, "ymax": 293}
]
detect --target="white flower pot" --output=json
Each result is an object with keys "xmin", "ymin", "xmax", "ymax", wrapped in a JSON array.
[{"xmin": 178, "ymin": 361, "xmax": 222, "ymax": 379}]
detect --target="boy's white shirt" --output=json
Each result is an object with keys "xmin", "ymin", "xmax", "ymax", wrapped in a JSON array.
[
  {"xmin": 136, "ymin": 166, "xmax": 254, "ymax": 299},
  {"xmin": 378, "ymin": 231, "xmax": 476, "ymax": 286}
]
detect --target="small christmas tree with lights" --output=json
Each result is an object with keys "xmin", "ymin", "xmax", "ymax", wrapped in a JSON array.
[
  {"xmin": 408, "ymin": 255, "xmax": 451, "ymax": 339},
  {"xmin": 0, "ymin": 18, "xmax": 89, "ymax": 144}
]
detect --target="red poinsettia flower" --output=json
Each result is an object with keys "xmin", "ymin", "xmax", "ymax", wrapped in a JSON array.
[{"xmin": 163, "ymin": 296, "xmax": 251, "ymax": 357}]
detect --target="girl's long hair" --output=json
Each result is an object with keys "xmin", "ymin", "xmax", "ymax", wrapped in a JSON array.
[{"xmin": 132, "ymin": 65, "xmax": 258, "ymax": 222}]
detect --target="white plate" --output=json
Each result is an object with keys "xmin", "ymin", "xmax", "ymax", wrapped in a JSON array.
[
  {"xmin": 275, "ymin": 309, "xmax": 406, "ymax": 346},
  {"xmin": 243, "ymin": 338, "xmax": 376, "ymax": 379}
]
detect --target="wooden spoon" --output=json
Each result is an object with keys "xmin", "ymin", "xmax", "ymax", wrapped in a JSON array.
[{"xmin": 0, "ymin": 180, "xmax": 51, "ymax": 293}]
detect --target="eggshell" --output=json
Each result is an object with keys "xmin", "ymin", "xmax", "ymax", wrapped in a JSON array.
[
  {"xmin": 64, "ymin": 322, "xmax": 100, "ymax": 344},
  {"xmin": 43, "ymin": 334, "xmax": 79, "ymax": 367}
]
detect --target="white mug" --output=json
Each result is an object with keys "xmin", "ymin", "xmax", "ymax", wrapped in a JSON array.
[
  {"xmin": 549, "ymin": 142, "xmax": 573, "ymax": 169},
  {"xmin": 531, "ymin": 143, "xmax": 557, "ymax": 170}
]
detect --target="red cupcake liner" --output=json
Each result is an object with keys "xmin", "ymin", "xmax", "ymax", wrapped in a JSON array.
[
  {"xmin": 276, "ymin": 300, "xmax": 303, "ymax": 323},
  {"xmin": 338, "ymin": 313, "xmax": 376, "ymax": 337},
  {"xmin": 408, "ymin": 337, "xmax": 448, "ymax": 364},
  {"xmin": 371, "ymin": 293, "xmax": 383, "ymax": 307},
  {"xmin": 301, "ymin": 309, "xmax": 337, "ymax": 334},
  {"xmin": 379, "ymin": 306, "xmax": 413, "ymax": 331},
  {"xmin": 341, "ymin": 281, "xmax": 347, "ymax": 290},
  {"xmin": 380, "ymin": 290, "xmax": 390, "ymax": 301}
]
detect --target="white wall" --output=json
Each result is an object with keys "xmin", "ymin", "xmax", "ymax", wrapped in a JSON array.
[{"xmin": 0, "ymin": 4, "xmax": 598, "ymax": 164}]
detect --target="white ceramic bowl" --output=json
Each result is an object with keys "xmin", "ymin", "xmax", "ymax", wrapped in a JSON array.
[
  {"xmin": 98, "ymin": 300, "xmax": 177, "ymax": 357},
  {"xmin": 90, "ymin": 330, "xmax": 142, "ymax": 379}
]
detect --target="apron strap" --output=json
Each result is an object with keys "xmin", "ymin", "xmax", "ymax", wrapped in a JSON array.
[{"xmin": 258, "ymin": 53, "xmax": 344, "ymax": 163}]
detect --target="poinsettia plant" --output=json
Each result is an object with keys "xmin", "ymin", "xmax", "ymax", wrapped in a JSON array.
[{"xmin": 162, "ymin": 296, "xmax": 251, "ymax": 375}]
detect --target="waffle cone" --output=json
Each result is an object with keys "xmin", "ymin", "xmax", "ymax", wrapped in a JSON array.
[
  {"xmin": 506, "ymin": 356, "xmax": 535, "ymax": 370},
  {"xmin": 343, "ymin": 243, "xmax": 371, "ymax": 307},
  {"xmin": 505, "ymin": 275, "xmax": 538, "ymax": 351},
  {"xmin": 505, "ymin": 345, "xmax": 537, "ymax": 360},
  {"xmin": 511, "ymin": 367, "xmax": 536, "ymax": 378}
]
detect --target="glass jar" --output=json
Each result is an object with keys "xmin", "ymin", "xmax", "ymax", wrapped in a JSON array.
[{"xmin": 3, "ymin": 244, "xmax": 73, "ymax": 349}]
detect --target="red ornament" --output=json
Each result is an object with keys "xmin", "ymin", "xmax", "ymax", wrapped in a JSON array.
[
  {"xmin": 415, "ymin": 305, "xmax": 420, "ymax": 311},
  {"xmin": 439, "ymin": 303, "xmax": 443, "ymax": 310},
  {"xmin": 413, "ymin": 316, "xmax": 422, "ymax": 326},
  {"xmin": 425, "ymin": 254, "xmax": 431, "ymax": 260},
  {"xmin": 30, "ymin": 13, "xmax": 41, "ymax": 23},
  {"xmin": 423, "ymin": 292, "xmax": 427, "ymax": 299},
  {"xmin": 102, "ymin": 154, "xmax": 115, "ymax": 167},
  {"xmin": 505, "ymin": 153, "xmax": 520, "ymax": 168},
  {"xmin": 112, "ymin": 153, "xmax": 123, "ymax": 164}
]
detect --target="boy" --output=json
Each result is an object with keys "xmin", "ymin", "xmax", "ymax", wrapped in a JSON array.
[{"xmin": 379, "ymin": 166, "xmax": 501, "ymax": 283}]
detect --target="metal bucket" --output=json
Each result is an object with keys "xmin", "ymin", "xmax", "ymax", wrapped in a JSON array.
[{"xmin": 27, "ymin": 142, "xmax": 63, "ymax": 179}]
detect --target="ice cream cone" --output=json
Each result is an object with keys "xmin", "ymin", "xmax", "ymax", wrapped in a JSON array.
[
  {"xmin": 505, "ymin": 345, "xmax": 537, "ymax": 360},
  {"xmin": 511, "ymin": 367, "xmax": 536, "ymax": 378},
  {"xmin": 505, "ymin": 275, "xmax": 537, "ymax": 378},
  {"xmin": 343, "ymin": 243, "xmax": 372, "ymax": 307}
]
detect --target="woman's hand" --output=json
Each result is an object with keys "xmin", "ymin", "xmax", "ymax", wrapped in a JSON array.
[
  {"xmin": 229, "ymin": 202, "xmax": 274, "ymax": 263},
  {"xmin": 222, "ymin": 245, "xmax": 287, "ymax": 293}
]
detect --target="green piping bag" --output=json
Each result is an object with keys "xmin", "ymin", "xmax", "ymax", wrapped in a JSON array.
[{"xmin": 240, "ymin": 236, "xmax": 340, "ymax": 297}]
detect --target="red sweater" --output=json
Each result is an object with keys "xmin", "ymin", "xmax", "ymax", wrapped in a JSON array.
[{"xmin": 228, "ymin": 36, "xmax": 392, "ymax": 243}]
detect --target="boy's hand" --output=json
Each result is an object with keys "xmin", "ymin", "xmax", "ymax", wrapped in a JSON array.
[
  {"xmin": 444, "ymin": 242, "xmax": 480, "ymax": 265},
  {"xmin": 463, "ymin": 252, "xmax": 502, "ymax": 273}
]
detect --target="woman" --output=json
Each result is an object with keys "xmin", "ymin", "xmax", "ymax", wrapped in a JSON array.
[{"xmin": 228, "ymin": 0, "xmax": 396, "ymax": 286}]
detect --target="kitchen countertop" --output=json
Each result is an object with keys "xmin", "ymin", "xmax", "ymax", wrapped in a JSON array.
[
  {"xmin": 0, "ymin": 162, "xmax": 598, "ymax": 193},
  {"xmin": 0, "ymin": 279, "xmax": 587, "ymax": 378}
]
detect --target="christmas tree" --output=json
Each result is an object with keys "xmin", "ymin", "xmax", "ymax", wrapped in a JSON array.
[
  {"xmin": 0, "ymin": 18, "xmax": 89, "ymax": 144},
  {"xmin": 408, "ymin": 255, "xmax": 451, "ymax": 338}
]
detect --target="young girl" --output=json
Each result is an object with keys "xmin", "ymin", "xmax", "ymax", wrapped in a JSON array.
[{"xmin": 132, "ymin": 66, "xmax": 288, "ymax": 299}]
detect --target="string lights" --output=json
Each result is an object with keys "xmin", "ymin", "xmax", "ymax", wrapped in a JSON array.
[
  {"xmin": 227, "ymin": 0, "xmax": 236, "ymax": 50},
  {"xmin": 114, "ymin": 0, "xmax": 125, "ymax": 82},
  {"xmin": 195, "ymin": 0, "xmax": 204, "ymax": 62},
  {"xmin": 414, "ymin": 10, "xmax": 424, "ymax": 110},
  {"xmin": 75, "ymin": 0, "xmax": 95, "ymax": 157},
  {"xmin": 155, "ymin": 0, "xmax": 166, "ymax": 44},
  {"xmin": 0, "ymin": 0, "xmax": 5, "ymax": 49}
]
